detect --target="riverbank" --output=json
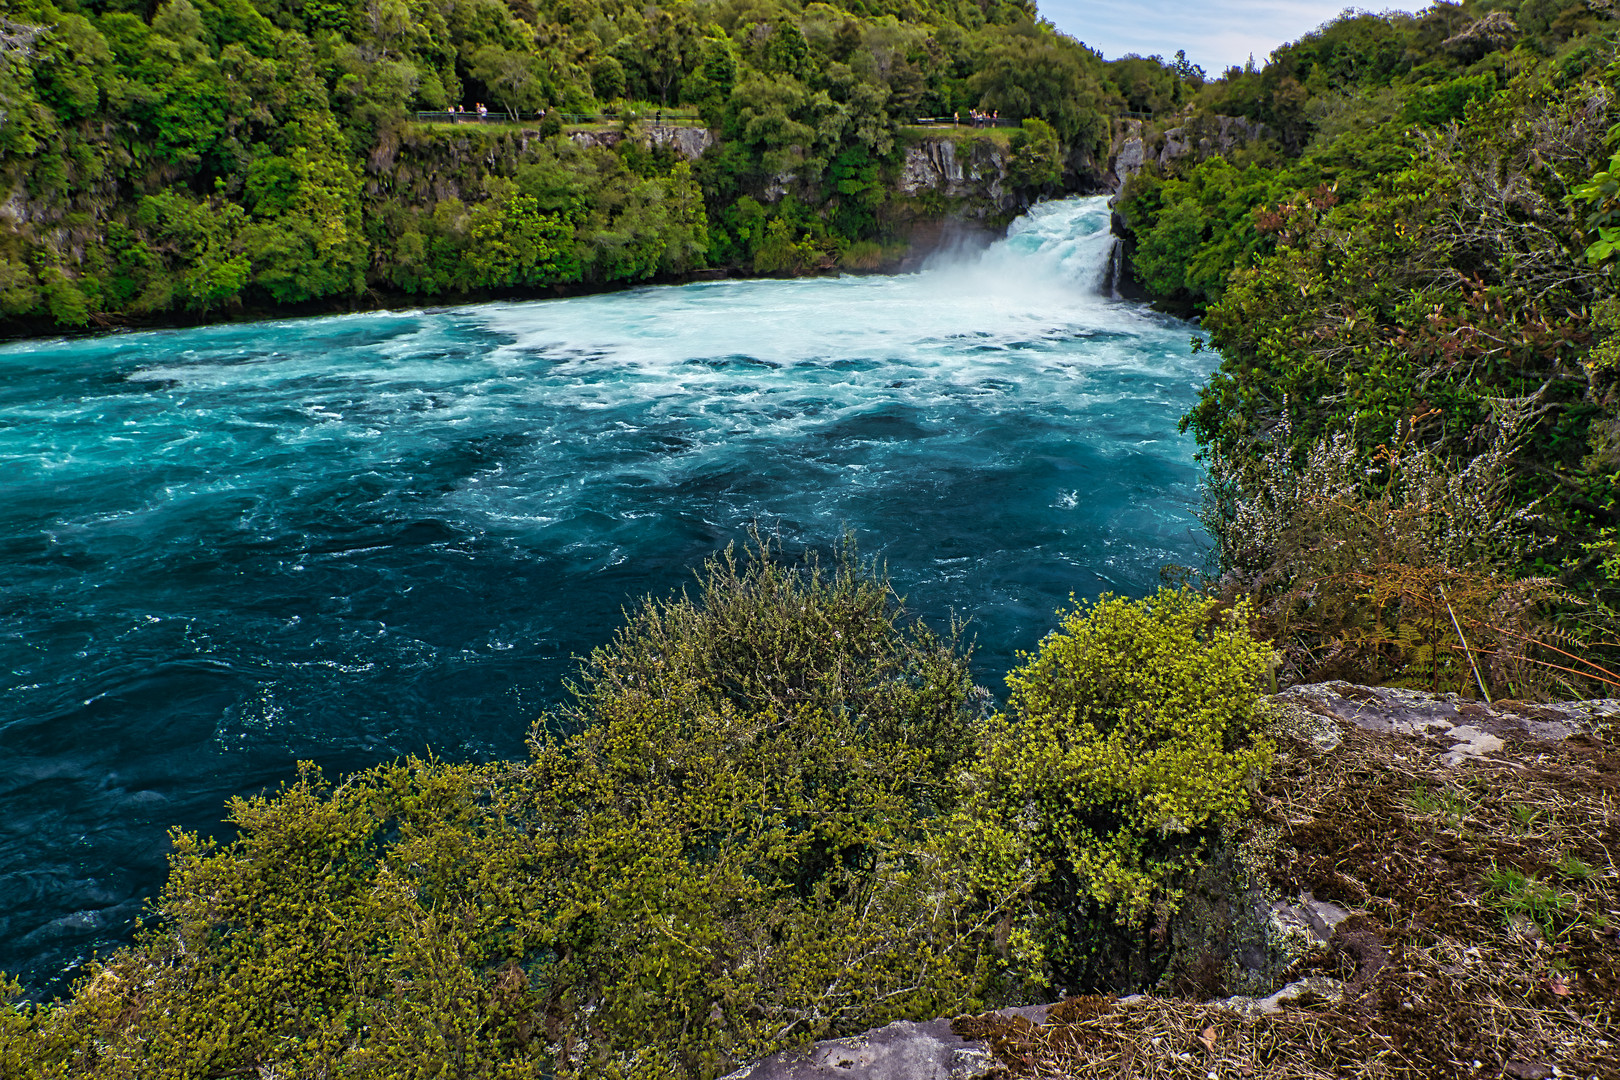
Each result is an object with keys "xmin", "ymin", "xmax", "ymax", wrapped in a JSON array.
[{"xmin": 0, "ymin": 200, "xmax": 1016, "ymax": 344}]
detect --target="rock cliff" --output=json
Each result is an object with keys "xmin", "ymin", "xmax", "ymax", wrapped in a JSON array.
[
  {"xmin": 897, "ymin": 137, "xmax": 1012, "ymax": 209},
  {"xmin": 566, "ymin": 123, "xmax": 716, "ymax": 159},
  {"xmin": 1107, "ymin": 113, "xmax": 1269, "ymax": 188}
]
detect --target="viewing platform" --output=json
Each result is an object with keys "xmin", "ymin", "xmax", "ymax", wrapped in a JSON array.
[{"xmin": 414, "ymin": 110, "xmax": 703, "ymax": 126}]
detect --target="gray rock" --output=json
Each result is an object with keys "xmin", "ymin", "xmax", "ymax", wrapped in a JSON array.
[
  {"xmin": 1216, "ymin": 975, "xmax": 1343, "ymax": 1017},
  {"xmin": 722, "ymin": 1018, "xmax": 994, "ymax": 1080},
  {"xmin": 900, "ymin": 139, "xmax": 963, "ymax": 194},
  {"xmin": 567, "ymin": 124, "xmax": 714, "ymax": 161},
  {"xmin": 1112, "ymin": 119, "xmax": 1145, "ymax": 185},
  {"xmin": 1170, "ymin": 683, "xmax": 1615, "ymax": 999},
  {"xmin": 1274, "ymin": 682, "xmax": 1616, "ymax": 767},
  {"xmin": 648, "ymin": 124, "xmax": 715, "ymax": 159},
  {"xmin": 896, "ymin": 138, "xmax": 1016, "ymax": 213},
  {"xmin": 1443, "ymin": 12, "xmax": 1519, "ymax": 60}
]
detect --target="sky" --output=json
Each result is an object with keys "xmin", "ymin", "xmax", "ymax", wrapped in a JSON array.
[{"xmin": 1037, "ymin": 0, "xmax": 1408, "ymax": 74}]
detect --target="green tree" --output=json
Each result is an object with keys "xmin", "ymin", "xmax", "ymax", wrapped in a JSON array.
[
  {"xmin": 470, "ymin": 43, "xmax": 545, "ymax": 119},
  {"xmin": 968, "ymin": 28, "xmax": 1106, "ymax": 152},
  {"xmin": 240, "ymin": 116, "xmax": 367, "ymax": 303},
  {"xmin": 466, "ymin": 188, "xmax": 580, "ymax": 287},
  {"xmin": 1007, "ymin": 116, "xmax": 1061, "ymax": 192}
]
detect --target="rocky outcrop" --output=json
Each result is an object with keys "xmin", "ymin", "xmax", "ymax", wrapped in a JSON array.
[
  {"xmin": 1111, "ymin": 119, "xmax": 1147, "ymax": 187},
  {"xmin": 1106, "ymin": 113, "xmax": 1269, "ymax": 189},
  {"xmin": 1157, "ymin": 114, "xmax": 1267, "ymax": 169},
  {"xmin": 724, "ymin": 1007, "xmax": 1050, "ymax": 1080},
  {"xmin": 1443, "ymin": 11, "xmax": 1520, "ymax": 61},
  {"xmin": 1169, "ymin": 682, "xmax": 1618, "ymax": 1000},
  {"xmin": 897, "ymin": 136, "xmax": 1015, "ymax": 214},
  {"xmin": 727, "ymin": 683, "xmax": 1618, "ymax": 1079},
  {"xmin": 649, "ymin": 124, "xmax": 716, "ymax": 158},
  {"xmin": 566, "ymin": 124, "xmax": 714, "ymax": 159}
]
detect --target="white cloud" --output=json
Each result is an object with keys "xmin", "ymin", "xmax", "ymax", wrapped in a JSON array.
[{"xmin": 1038, "ymin": 0, "xmax": 1411, "ymax": 74}]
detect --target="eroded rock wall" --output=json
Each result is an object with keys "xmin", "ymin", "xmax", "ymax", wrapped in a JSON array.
[{"xmin": 897, "ymin": 136, "xmax": 1014, "ymax": 214}]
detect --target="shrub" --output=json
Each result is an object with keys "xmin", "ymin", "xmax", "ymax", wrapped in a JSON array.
[
  {"xmin": 3, "ymin": 550, "xmax": 1288, "ymax": 1073},
  {"xmin": 507, "ymin": 538, "xmax": 1000, "ymax": 1075},
  {"xmin": 1203, "ymin": 406, "xmax": 1571, "ymax": 696},
  {"xmin": 3, "ymin": 539, "xmax": 1004, "ymax": 1079},
  {"xmin": 957, "ymin": 588, "xmax": 1274, "ymax": 989}
]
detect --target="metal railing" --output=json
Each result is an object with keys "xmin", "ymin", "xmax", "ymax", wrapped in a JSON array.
[
  {"xmin": 415, "ymin": 111, "xmax": 541, "ymax": 124},
  {"xmin": 414, "ymin": 110, "xmax": 705, "ymax": 125},
  {"xmin": 910, "ymin": 115, "xmax": 1021, "ymax": 127}
]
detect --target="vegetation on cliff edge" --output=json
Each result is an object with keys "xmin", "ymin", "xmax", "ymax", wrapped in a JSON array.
[
  {"xmin": 0, "ymin": 0, "xmax": 1200, "ymax": 330},
  {"xmin": 0, "ymin": 543, "xmax": 1275, "ymax": 1079},
  {"xmin": 1114, "ymin": 0, "xmax": 1620, "ymax": 699}
]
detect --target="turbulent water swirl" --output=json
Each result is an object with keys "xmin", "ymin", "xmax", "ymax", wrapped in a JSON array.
[{"xmin": 0, "ymin": 195, "xmax": 1211, "ymax": 992}]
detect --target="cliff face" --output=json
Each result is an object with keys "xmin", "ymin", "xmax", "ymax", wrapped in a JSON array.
[
  {"xmin": 565, "ymin": 124, "xmax": 716, "ymax": 159},
  {"xmin": 1106, "ymin": 114, "xmax": 1269, "ymax": 188},
  {"xmin": 897, "ymin": 136, "xmax": 1013, "ymax": 211},
  {"xmin": 897, "ymin": 132, "xmax": 1111, "ymax": 213},
  {"xmin": 0, "ymin": 111, "xmax": 1107, "ymax": 335}
]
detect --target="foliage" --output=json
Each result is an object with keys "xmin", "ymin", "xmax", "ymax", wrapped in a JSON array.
[
  {"xmin": 1108, "ymin": 2, "xmax": 1620, "ymax": 692},
  {"xmin": 0, "ymin": 541, "xmax": 1026, "ymax": 1078},
  {"xmin": 967, "ymin": 27, "xmax": 1108, "ymax": 153},
  {"xmin": 0, "ymin": 0, "xmax": 1110, "ymax": 329},
  {"xmin": 511, "ymin": 538, "xmax": 1003, "ymax": 1072},
  {"xmin": 0, "ymin": 542, "xmax": 1297, "ymax": 1073},
  {"xmin": 1006, "ymin": 117, "xmax": 1061, "ymax": 192},
  {"xmin": 1201, "ymin": 412, "xmax": 1569, "ymax": 696},
  {"xmin": 957, "ymin": 588, "xmax": 1274, "ymax": 988}
]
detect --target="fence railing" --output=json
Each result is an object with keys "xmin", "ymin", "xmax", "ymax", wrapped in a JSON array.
[
  {"xmin": 417, "ymin": 110, "xmax": 1028, "ymax": 129},
  {"xmin": 415, "ymin": 111, "xmax": 539, "ymax": 124},
  {"xmin": 910, "ymin": 115, "xmax": 1021, "ymax": 127},
  {"xmin": 414, "ymin": 110, "xmax": 705, "ymax": 125},
  {"xmin": 417, "ymin": 110, "xmax": 1039, "ymax": 130}
]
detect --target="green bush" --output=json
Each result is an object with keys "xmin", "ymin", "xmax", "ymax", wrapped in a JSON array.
[
  {"xmin": 507, "ymin": 539, "xmax": 999, "ymax": 1074},
  {"xmin": 3, "ymin": 540, "xmax": 1004, "ymax": 1079},
  {"xmin": 957, "ymin": 588, "xmax": 1274, "ymax": 987},
  {"xmin": 2, "ymin": 561, "xmax": 1284, "ymax": 1073}
]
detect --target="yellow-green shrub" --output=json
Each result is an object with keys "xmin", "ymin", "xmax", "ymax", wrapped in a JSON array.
[
  {"xmin": 512, "ymin": 539, "xmax": 1000, "ymax": 1075},
  {"xmin": 958, "ymin": 588, "xmax": 1273, "ymax": 988}
]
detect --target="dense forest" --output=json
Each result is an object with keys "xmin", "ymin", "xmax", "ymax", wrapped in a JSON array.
[
  {"xmin": 1111, "ymin": 0, "xmax": 1620, "ymax": 698},
  {"xmin": 0, "ymin": 0, "xmax": 1143, "ymax": 329}
]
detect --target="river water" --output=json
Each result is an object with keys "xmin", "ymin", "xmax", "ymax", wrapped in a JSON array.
[{"xmin": 0, "ymin": 195, "xmax": 1210, "ymax": 993}]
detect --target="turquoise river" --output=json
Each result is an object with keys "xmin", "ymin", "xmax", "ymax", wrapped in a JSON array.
[{"xmin": 0, "ymin": 195, "xmax": 1211, "ymax": 993}]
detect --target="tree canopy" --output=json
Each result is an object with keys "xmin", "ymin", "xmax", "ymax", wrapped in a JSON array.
[{"xmin": 0, "ymin": 0, "xmax": 1146, "ymax": 328}]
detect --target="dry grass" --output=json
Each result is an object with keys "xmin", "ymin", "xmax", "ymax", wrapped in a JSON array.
[{"xmin": 955, "ymin": 716, "xmax": 1619, "ymax": 1080}]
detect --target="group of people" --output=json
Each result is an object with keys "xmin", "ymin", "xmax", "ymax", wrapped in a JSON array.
[
  {"xmin": 954, "ymin": 109, "xmax": 1000, "ymax": 127},
  {"xmin": 447, "ymin": 103, "xmax": 491, "ymax": 119}
]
